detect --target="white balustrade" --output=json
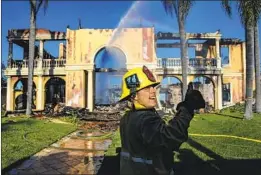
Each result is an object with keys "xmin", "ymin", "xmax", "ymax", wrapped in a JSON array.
[
  {"xmin": 157, "ymin": 58, "xmax": 217, "ymax": 68},
  {"xmin": 9, "ymin": 58, "xmax": 66, "ymax": 69},
  {"xmin": 42, "ymin": 59, "xmax": 66, "ymax": 68}
]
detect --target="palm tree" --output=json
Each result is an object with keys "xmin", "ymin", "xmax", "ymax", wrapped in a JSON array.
[
  {"xmin": 222, "ymin": 0, "xmax": 261, "ymax": 119},
  {"xmin": 26, "ymin": 0, "xmax": 48, "ymax": 116},
  {"xmin": 254, "ymin": 24, "xmax": 261, "ymax": 113},
  {"xmin": 161, "ymin": 0, "xmax": 194, "ymax": 100}
]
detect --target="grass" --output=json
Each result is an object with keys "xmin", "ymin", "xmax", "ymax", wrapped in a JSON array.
[
  {"xmin": 106, "ymin": 113, "xmax": 261, "ymax": 158},
  {"xmin": 105, "ymin": 129, "xmax": 121, "ymax": 156},
  {"xmin": 1, "ymin": 116, "xmax": 77, "ymax": 170},
  {"xmin": 58, "ymin": 115, "xmax": 80, "ymax": 125},
  {"xmin": 104, "ymin": 106, "xmax": 261, "ymax": 174}
]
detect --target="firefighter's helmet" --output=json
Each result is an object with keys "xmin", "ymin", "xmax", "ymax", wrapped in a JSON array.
[{"xmin": 119, "ymin": 66, "xmax": 160, "ymax": 101}]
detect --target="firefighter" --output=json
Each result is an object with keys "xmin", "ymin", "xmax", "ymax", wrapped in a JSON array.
[{"xmin": 119, "ymin": 65, "xmax": 205, "ymax": 175}]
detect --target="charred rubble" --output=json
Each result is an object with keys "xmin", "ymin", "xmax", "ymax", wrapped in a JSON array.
[
  {"xmin": 38, "ymin": 102, "xmax": 130, "ymax": 132},
  {"xmin": 42, "ymin": 101, "xmax": 128, "ymax": 121}
]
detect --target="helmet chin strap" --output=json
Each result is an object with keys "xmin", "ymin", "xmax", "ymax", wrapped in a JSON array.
[
  {"xmin": 128, "ymin": 82, "xmax": 139, "ymax": 111},
  {"xmin": 129, "ymin": 92, "xmax": 137, "ymax": 111}
]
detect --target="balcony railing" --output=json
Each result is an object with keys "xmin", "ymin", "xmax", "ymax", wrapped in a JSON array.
[
  {"xmin": 157, "ymin": 58, "xmax": 217, "ymax": 68},
  {"xmin": 10, "ymin": 60, "xmax": 38, "ymax": 68},
  {"xmin": 43, "ymin": 59, "xmax": 66, "ymax": 68},
  {"xmin": 8, "ymin": 59, "xmax": 66, "ymax": 68}
]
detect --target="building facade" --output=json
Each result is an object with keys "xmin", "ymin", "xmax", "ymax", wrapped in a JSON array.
[{"xmin": 4, "ymin": 27, "xmax": 246, "ymax": 112}]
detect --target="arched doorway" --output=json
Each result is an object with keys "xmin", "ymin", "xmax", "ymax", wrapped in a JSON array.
[
  {"xmin": 94, "ymin": 47, "xmax": 127, "ymax": 105},
  {"xmin": 13, "ymin": 78, "xmax": 36, "ymax": 110},
  {"xmin": 159, "ymin": 76, "xmax": 182, "ymax": 112},
  {"xmin": 45, "ymin": 77, "xmax": 65, "ymax": 105},
  {"xmin": 192, "ymin": 76, "xmax": 215, "ymax": 110}
]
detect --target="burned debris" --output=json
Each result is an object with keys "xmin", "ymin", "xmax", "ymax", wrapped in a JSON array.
[
  {"xmin": 43, "ymin": 101, "xmax": 128, "ymax": 121},
  {"xmin": 40, "ymin": 102, "xmax": 129, "ymax": 132}
]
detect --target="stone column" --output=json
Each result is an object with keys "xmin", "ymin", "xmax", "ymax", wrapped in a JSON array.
[
  {"xmin": 87, "ymin": 70, "xmax": 94, "ymax": 112},
  {"xmin": 59, "ymin": 43, "xmax": 65, "ymax": 59},
  {"xmin": 230, "ymin": 83, "xmax": 233, "ymax": 104},
  {"xmin": 214, "ymin": 87, "xmax": 218, "ymax": 110},
  {"xmin": 216, "ymin": 38, "xmax": 221, "ymax": 69},
  {"xmin": 38, "ymin": 40, "xmax": 44, "ymax": 69},
  {"xmin": 36, "ymin": 76, "xmax": 44, "ymax": 110},
  {"xmin": 217, "ymin": 75, "xmax": 223, "ymax": 110},
  {"xmin": 81, "ymin": 71, "xmax": 86, "ymax": 108},
  {"xmin": 8, "ymin": 41, "xmax": 13, "ymax": 67},
  {"xmin": 6, "ymin": 76, "xmax": 13, "ymax": 111}
]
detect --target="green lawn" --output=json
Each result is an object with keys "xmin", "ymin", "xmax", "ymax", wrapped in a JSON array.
[
  {"xmin": 1, "ymin": 116, "xmax": 77, "ymax": 170},
  {"xmin": 104, "ymin": 110, "xmax": 261, "ymax": 175}
]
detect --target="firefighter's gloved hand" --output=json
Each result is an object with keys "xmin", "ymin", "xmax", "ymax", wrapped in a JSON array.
[
  {"xmin": 176, "ymin": 82, "xmax": 205, "ymax": 113},
  {"xmin": 185, "ymin": 89, "xmax": 205, "ymax": 110}
]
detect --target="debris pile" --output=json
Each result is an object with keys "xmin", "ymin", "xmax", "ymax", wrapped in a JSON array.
[
  {"xmin": 43, "ymin": 102, "xmax": 129, "ymax": 122},
  {"xmin": 79, "ymin": 121, "xmax": 119, "ymax": 133},
  {"xmin": 94, "ymin": 101, "xmax": 128, "ymax": 113}
]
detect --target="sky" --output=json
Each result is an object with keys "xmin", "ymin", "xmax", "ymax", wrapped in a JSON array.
[
  {"xmin": 2, "ymin": 0, "xmax": 261, "ymax": 66},
  {"xmin": 2, "ymin": 1, "xmax": 261, "ymax": 103}
]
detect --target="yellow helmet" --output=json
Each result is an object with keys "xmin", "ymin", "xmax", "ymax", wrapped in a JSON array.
[{"xmin": 119, "ymin": 65, "xmax": 160, "ymax": 101}]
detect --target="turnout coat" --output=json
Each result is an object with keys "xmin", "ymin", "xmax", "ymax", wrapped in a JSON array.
[{"xmin": 119, "ymin": 103, "xmax": 194, "ymax": 175}]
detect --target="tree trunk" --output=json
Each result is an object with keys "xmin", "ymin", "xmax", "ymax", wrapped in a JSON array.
[
  {"xmin": 26, "ymin": 0, "xmax": 36, "ymax": 116},
  {"xmin": 244, "ymin": 24, "xmax": 254, "ymax": 120},
  {"xmin": 178, "ymin": 11, "xmax": 188, "ymax": 100},
  {"xmin": 254, "ymin": 24, "xmax": 261, "ymax": 113}
]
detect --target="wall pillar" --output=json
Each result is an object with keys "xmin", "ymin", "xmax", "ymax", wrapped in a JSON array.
[
  {"xmin": 87, "ymin": 70, "xmax": 94, "ymax": 112},
  {"xmin": 217, "ymin": 75, "xmax": 223, "ymax": 110},
  {"xmin": 187, "ymin": 75, "xmax": 194, "ymax": 83},
  {"xmin": 81, "ymin": 71, "xmax": 86, "ymax": 108},
  {"xmin": 38, "ymin": 40, "xmax": 44, "ymax": 69},
  {"xmin": 8, "ymin": 41, "xmax": 13, "ymax": 67},
  {"xmin": 216, "ymin": 38, "xmax": 221, "ymax": 69},
  {"xmin": 59, "ymin": 43, "xmax": 65, "ymax": 59},
  {"xmin": 36, "ymin": 76, "xmax": 44, "ymax": 110},
  {"xmin": 214, "ymin": 87, "xmax": 218, "ymax": 110},
  {"xmin": 6, "ymin": 76, "xmax": 13, "ymax": 111}
]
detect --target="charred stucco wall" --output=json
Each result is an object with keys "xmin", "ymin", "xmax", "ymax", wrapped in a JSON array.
[
  {"xmin": 222, "ymin": 44, "xmax": 244, "ymax": 72},
  {"xmin": 222, "ymin": 43, "xmax": 245, "ymax": 104},
  {"xmin": 66, "ymin": 71, "xmax": 86, "ymax": 108},
  {"xmin": 207, "ymin": 45, "xmax": 218, "ymax": 58},
  {"xmin": 59, "ymin": 43, "xmax": 66, "ymax": 59},
  {"xmin": 196, "ymin": 44, "xmax": 217, "ymax": 58},
  {"xmin": 196, "ymin": 42, "xmax": 245, "ymax": 104},
  {"xmin": 223, "ymin": 75, "xmax": 244, "ymax": 103},
  {"xmin": 66, "ymin": 27, "xmax": 156, "ymax": 66},
  {"xmin": 65, "ymin": 27, "xmax": 157, "ymax": 108},
  {"xmin": 196, "ymin": 42, "xmax": 244, "ymax": 73}
]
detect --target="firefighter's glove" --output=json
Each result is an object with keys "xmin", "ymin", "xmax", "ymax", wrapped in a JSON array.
[{"xmin": 176, "ymin": 83, "xmax": 206, "ymax": 113}]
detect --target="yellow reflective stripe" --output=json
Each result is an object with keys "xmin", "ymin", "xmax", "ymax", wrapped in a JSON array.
[{"xmin": 189, "ymin": 133, "xmax": 261, "ymax": 143}]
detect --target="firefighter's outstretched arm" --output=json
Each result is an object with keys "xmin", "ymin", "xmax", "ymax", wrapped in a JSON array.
[{"xmin": 140, "ymin": 83, "xmax": 205, "ymax": 151}]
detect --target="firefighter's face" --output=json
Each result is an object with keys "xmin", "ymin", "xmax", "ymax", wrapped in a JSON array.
[{"xmin": 135, "ymin": 85, "xmax": 157, "ymax": 108}]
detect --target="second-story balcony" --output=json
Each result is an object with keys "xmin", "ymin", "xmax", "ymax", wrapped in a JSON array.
[
  {"xmin": 9, "ymin": 59, "xmax": 66, "ymax": 68},
  {"xmin": 156, "ymin": 58, "xmax": 221, "ymax": 75},
  {"xmin": 5, "ymin": 58, "xmax": 66, "ymax": 76}
]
